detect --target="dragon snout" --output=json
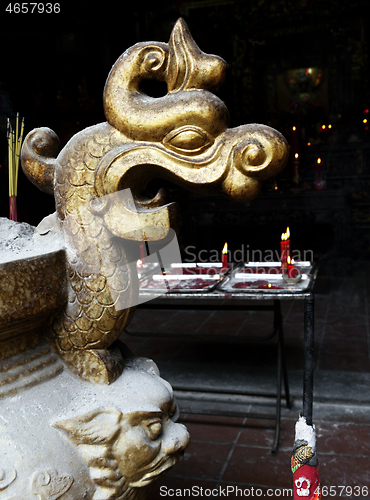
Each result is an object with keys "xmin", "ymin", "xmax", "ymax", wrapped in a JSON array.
[
  {"xmin": 92, "ymin": 123, "xmax": 289, "ymax": 240},
  {"xmin": 221, "ymin": 124, "xmax": 289, "ymax": 202}
]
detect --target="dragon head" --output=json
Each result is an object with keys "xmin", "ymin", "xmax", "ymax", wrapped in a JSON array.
[
  {"xmin": 97, "ymin": 17, "xmax": 289, "ymax": 242},
  {"xmin": 22, "ymin": 18, "xmax": 288, "ymax": 245}
]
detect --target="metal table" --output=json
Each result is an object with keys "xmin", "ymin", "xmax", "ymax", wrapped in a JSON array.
[{"xmin": 126, "ymin": 264, "xmax": 318, "ymax": 454}]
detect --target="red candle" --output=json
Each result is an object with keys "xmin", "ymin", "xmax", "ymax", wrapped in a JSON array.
[
  {"xmin": 281, "ymin": 232, "xmax": 287, "ymax": 271},
  {"xmin": 287, "ymin": 256, "xmax": 295, "ymax": 278},
  {"xmin": 222, "ymin": 242, "xmax": 228, "ymax": 268},
  {"xmin": 286, "ymin": 226, "xmax": 291, "ymax": 262}
]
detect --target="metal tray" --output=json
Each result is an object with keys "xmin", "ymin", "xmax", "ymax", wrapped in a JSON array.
[
  {"xmin": 140, "ymin": 275, "xmax": 223, "ymax": 293},
  {"xmin": 139, "ymin": 262, "xmax": 233, "ymax": 293},
  {"xmin": 217, "ymin": 261, "xmax": 313, "ymax": 293}
]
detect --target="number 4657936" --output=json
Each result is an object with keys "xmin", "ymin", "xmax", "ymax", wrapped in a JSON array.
[{"xmin": 5, "ymin": 3, "xmax": 60, "ymax": 13}]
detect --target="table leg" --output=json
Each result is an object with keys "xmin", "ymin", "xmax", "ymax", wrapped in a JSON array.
[
  {"xmin": 272, "ymin": 300, "xmax": 292, "ymax": 455},
  {"xmin": 303, "ymin": 293, "xmax": 315, "ymax": 426},
  {"xmin": 275, "ymin": 300, "xmax": 292, "ymax": 410},
  {"xmin": 272, "ymin": 322, "xmax": 282, "ymax": 456}
]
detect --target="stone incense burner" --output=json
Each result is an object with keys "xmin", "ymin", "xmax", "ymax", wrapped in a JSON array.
[{"xmin": 0, "ymin": 19, "xmax": 288, "ymax": 499}]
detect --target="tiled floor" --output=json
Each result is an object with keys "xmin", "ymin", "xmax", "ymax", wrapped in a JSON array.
[{"xmin": 120, "ymin": 259, "xmax": 370, "ymax": 499}]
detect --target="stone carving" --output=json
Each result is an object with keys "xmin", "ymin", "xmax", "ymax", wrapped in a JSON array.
[
  {"xmin": 32, "ymin": 469, "xmax": 74, "ymax": 499},
  {"xmin": 0, "ymin": 468, "xmax": 17, "ymax": 490},
  {"xmin": 55, "ymin": 403, "xmax": 188, "ymax": 499},
  {"xmin": 0, "ymin": 346, "xmax": 190, "ymax": 499},
  {"xmin": 0, "ymin": 343, "xmax": 63, "ymax": 400},
  {"xmin": 20, "ymin": 18, "xmax": 289, "ymax": 384}
]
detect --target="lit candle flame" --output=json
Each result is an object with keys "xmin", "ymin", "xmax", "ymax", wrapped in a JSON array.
[
  {"xmin": 137, "ymin": 259, "xmax": 143, "ymax": 267},
  {"xmin": 286, "ymin": 226, "xmax": 290, "ymax": 239},
  {"xmin": 268, "ymin": 283, "xmax": 272, "ymax": 288},
  {"xmin": 287, "ymin": 256, "xmax": 291, "ymax": 264},
  {"xmin": 222, "ymin": 242, "xmax": 228, "ymax": 254},
  {"xmin": 294, "ymin": 153, "xmax": 299, "ymax": 158},
  {"xmin": 317, "ymin": 158, "xmax": 322, "ymax": 164}
]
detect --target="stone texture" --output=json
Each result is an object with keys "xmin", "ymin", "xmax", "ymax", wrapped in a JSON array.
[{"xmin": 0, "ymin": 343, "xmax": 190, "ymax": 499}]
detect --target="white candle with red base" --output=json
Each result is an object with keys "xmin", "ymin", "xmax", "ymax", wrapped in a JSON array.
[
  {"xmin": 222, "ymin": 242, "xmax": 228, "ymax": 269},
  {"xmin": 292, "ymin": 416, "xmax": 321, "ymax": 500}
]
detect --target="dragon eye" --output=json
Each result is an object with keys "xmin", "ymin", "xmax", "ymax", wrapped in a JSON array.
[
  {"xmin": 146, "ymin": 421, "xmax": 162, "ymax": 440},
  {"xmin": 163, "ymin": 126, "xmax": 214, "ymax": 155}
]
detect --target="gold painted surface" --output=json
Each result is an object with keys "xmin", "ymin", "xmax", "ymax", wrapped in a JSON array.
[
  {"xmin": 293, "ymin": 445, "xmax": 314, "ymax": 464},
  {"xmin": 20, "ymin": 18, "xmax": 289, "ymax": 384}
]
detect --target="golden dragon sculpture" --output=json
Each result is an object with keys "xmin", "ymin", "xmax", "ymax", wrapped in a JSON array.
[{"xmin": 21, "ymin": 19, "xmax": 289, "ymax": 384}]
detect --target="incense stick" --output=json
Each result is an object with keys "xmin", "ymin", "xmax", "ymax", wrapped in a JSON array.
[{"xmin": 7, "ymin": 113, "xmax": 25, "ymax": 221}]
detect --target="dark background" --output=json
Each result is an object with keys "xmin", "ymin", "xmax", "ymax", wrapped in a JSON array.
[{"xmin": 1, "ymin": 0, "xmax": 369, "ymax": 264}]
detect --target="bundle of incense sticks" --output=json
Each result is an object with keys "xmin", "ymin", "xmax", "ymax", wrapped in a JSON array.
[{"xmin": 7, "ymin": 113, "xmax": 25, "ymax": 221}]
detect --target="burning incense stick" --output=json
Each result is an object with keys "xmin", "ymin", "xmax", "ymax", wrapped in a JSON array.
[{"xmin": 7, "ymin": 113, "xmax": 25, "ymax": 221}]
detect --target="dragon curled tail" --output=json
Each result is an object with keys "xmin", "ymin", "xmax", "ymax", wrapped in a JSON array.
[{"xmin": 21, "ymin": 19, "xmax": 289, "ymax": 384}]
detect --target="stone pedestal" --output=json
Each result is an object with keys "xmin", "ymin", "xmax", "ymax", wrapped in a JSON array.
[
  {"xmin": 0, "ymin": 218, "xmax": 189, "ymax": 499},
  {"xmin": 1, "ymin": 342, "xmax": 189, "ymax": 499}
]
